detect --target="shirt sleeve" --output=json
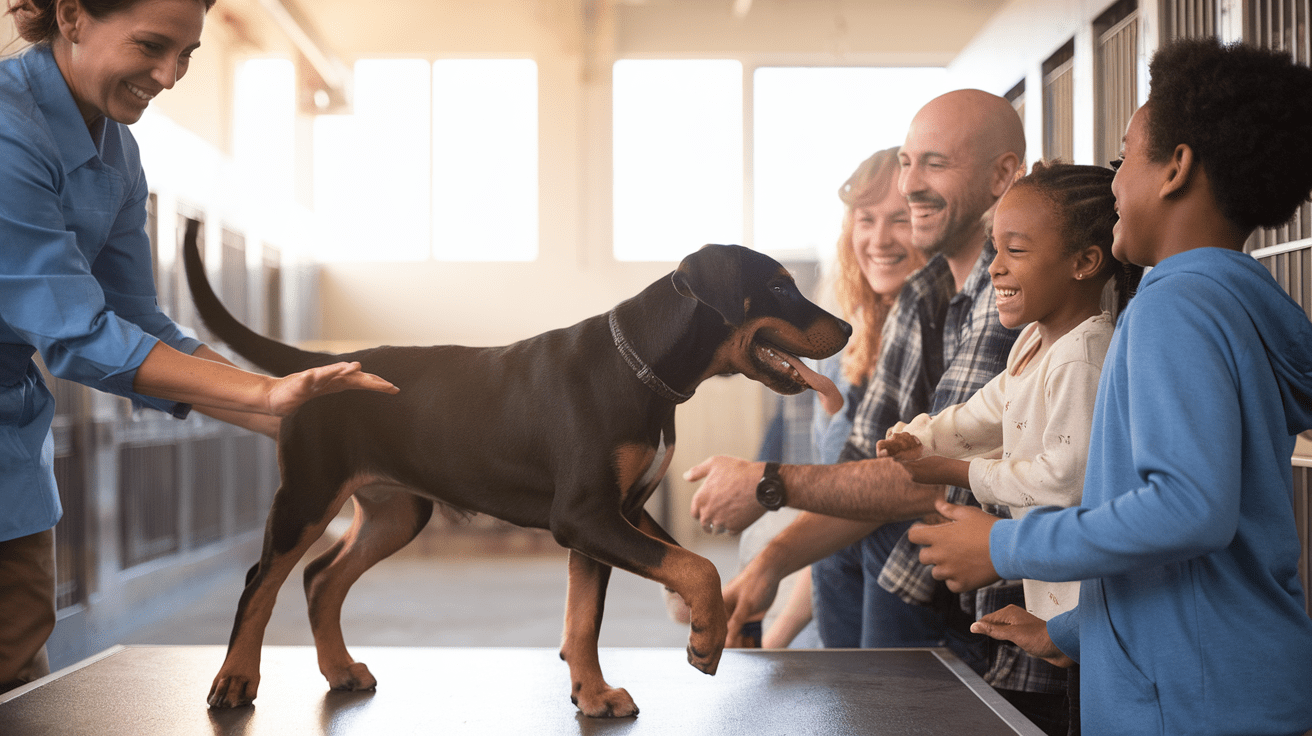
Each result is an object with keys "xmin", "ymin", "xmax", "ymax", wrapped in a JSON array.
[
  {"xmin": 0, "ymin": 120, "xmax": 192, "ymax": 416},
  {"xmin": 1047, "ymin": 607, "xmax": 1080, "ymax": 663},
  {"xmin": 893, "ymin": 371, "xmax": 1005, "ymax": 461},
  {"xmin": 990, "ymin": 283, "xmax": 1245, "ymax": 583},
  {"xmin": 969, "ymin": 359, "xmax": 1099, "ymax": 509}
]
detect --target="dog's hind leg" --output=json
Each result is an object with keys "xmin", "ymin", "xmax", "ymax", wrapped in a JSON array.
[
  {"xmin": 560, "ymin": 550, "xmax": 638, "ymax": 718},
  {"xmin": 208, "ymin": 478, "xmax": 359, "ymax": 709},
  {"xmin": 302, "ymin": 487, "xmax": 433, "ymax": 692}
]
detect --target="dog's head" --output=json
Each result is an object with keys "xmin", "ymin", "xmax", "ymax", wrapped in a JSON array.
[{"xmin": 673, "ymin": 244, "xmax": 851, "ymax": 409}]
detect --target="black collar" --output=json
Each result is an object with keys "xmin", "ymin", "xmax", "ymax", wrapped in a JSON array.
[{"xmin": 608, "ymin": 310, "xmax": 693, "ymax": 404}]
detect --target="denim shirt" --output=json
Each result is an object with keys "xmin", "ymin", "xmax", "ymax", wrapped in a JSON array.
[{"xmin": 0, "ymin": 45, "xmax": 201, "ymax": 541}]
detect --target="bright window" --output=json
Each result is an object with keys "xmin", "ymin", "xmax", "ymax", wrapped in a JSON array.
[
  {"xmin": 233, "ymin": 58, "xmax": 295, "ymax": 204},
  {"xmin": 612, "ymin": 60, "xmax": 744, "ymax": 262},
  {"xmin": 752, "ymin": 67, "xmax": 950, "ymax": 260},
  {"xmin": 432, "ymin": 59, "xmax": 538, "ymax": 261},
  {"xmin": 314, "ymin": 59, "xmax": 432, "ymax": 262},
  {"xmin": 313, "ymin": 59, "xmax": 539, "ymax": 262}
]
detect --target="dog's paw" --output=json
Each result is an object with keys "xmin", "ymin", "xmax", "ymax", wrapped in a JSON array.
[
  {"xmin": 572, "ymin": 685, "xmax": 638, "ymax": 718},
  {"xmin": 686, "ymin": 640, "xmax": 722, "ymax": 676},
  {"xmin": 685, "ymin": 616, "xmax": 726, "ymax": 676},
  {"xmin": 327, "ymin": 661, "xmax": 377, "ymax": 692},
  {"xmin": 208, "ymin": 673, "xmax": 259, "ymax": 708}
]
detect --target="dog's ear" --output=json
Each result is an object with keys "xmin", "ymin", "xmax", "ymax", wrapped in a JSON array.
[{"xmin": 672, "ymin": 244, "xmax": 746, "ymax": 326}]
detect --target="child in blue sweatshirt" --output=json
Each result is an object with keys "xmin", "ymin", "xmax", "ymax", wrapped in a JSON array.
[{"xmin": 907, "ymin": 38, "xmax": 1312, "ymax": 736}]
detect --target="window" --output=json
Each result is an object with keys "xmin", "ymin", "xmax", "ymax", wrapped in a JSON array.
[
  {"xmin": 313, "ymin": 59, "xmax": 539, "ymax": 262},
  {"xmin": 233, "ymin": 58, "xmax": 295, "ymax": 205},
  {"xmin": 314, "ymin": 59, "xmax": 432, "ymax": 262},
  {"xmin": 752, "ymin": 66, "xmax": 948, "ymax": 260},
  {"xmin": 1095, "ymin": 1, "xmax": 1139, "ymax": 166},
  {"xmin": 432, "ymin": 59, "xmax": 538, "ymax": 261},
  {"xmin": 1005, "ymin": 79, "xmax": 1025, "ymax": 124},
  {"xmin": 612, "ymin": 60, "xmax": 743, "ymax": 262},
  {"xmin": 1042, "ymin": 41, "xmax": 1075, "ymax": 163}
]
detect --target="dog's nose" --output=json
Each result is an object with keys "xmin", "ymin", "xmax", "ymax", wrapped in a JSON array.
[{"xmin": 838, "ymin": 319, "xmax": 853, "ymax": 338}]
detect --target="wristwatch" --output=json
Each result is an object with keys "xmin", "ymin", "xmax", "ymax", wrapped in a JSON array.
[{"xmin": 756, "ymin": 461, "xmax": 787, "ymax": 511}]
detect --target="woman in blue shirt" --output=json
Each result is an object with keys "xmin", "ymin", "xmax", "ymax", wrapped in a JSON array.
[{"xmin": 0, "ymin": 0, "xmax": 397, "ymax": 691}]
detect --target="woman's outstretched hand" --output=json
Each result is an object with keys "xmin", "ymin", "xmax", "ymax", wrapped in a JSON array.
[{"xmin": 265, "ymin": 361, "xmax": 399, "ymax": 416}]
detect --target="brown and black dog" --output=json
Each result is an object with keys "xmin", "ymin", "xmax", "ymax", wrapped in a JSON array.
[{"xmin": 185, "ymin": 221, "xmax": 849, "ymax": 717}]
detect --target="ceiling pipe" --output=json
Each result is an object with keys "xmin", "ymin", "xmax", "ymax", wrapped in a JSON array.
[{"xmin": 258, "ymin": 0, "xmax": 351, "ymax": 112}]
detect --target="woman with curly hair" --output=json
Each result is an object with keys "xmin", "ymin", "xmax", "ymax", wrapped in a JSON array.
[
  {"xmin": 908, "ymin": 37, "xmax": 1312, "ymax": 736},
  {"xmin": 0, "ymin": 0, "xmax": 396, "ymax": 692}
]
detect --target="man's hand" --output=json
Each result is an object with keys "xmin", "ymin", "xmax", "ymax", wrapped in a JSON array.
[
  {"xmin": 687, "ymin": 456, "xmax": 767, "ymax": 535},
  {"xmin": 971, "ymin": 605, "xmax": 1074, "ymax": 668},
  {"xmin": 906, "ymin": 498, "xmax": 1002, "ymax": 592},
  {"xmin": 721, "ymin": 559, "xmax": 780, "ymax": 648},
  {"xmin": 266, "ymin": 361, "xmax": 399, "ymax": 417}
]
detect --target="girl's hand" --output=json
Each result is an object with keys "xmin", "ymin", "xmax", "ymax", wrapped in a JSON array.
[
  {"xmin": 876, "ymin": 431, "xmax": 923, "ymax": 461},
  {"xmin": 906, "ymin": 498, "xmax": 1002, "ymax": 592},
  {"xmin": 971, "ymin": 605, "xmax": 1075, "ymax": 668},
  {"xmin": 266, "ymin": 361, "xmax": 399, "ymax": 417},
  {"xmin": 901, "ymin": 455, "xmax": 971, "ymax": 488}
]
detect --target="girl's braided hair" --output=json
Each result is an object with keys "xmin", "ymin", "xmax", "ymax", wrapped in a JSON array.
[{"xmin": 1010, "ymin": 160, "xmax": 1143, "ymax": 317}]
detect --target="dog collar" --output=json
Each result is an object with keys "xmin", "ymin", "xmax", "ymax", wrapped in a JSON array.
[{"xmin": 608, "ymin": 310, "xmax": 694, "ymax": 404}]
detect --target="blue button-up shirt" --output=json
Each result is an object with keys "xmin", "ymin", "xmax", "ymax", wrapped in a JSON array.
[{"xmin": 0, "ymin": 44, "xmax": 201, "ymax": 541}]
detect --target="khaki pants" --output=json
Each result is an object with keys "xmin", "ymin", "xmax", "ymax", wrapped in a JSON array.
[{"xmin": 0, "ymin": 528, "xmax": 55, "ymax": 691}]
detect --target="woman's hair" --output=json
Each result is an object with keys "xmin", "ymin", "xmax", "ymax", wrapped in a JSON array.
[
  {"xmin": 7, "ymin": 0, "xmax": 215, "ymax": 44},
  {"xmin": 832, "ymin": 146, "xmax": 906, "ymax": 386},
  {"xmin": 1010, "ymin": 160, "xmax": 1143, "ymax": 315},
  {"xmin": 1145, "ymin": 37, "xmax": 1312, "ymax": 231}
]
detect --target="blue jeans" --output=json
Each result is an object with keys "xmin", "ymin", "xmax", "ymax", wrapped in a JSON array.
[{"xmin": 811, "ymin": 520, "xmax": 988, "ymax": 675}]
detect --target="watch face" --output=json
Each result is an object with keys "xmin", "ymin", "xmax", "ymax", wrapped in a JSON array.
[{"xmin": 757, "ymin": 478, "xmax": 785, "ymax": 510}]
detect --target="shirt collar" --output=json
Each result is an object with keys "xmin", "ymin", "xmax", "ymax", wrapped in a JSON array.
[
  {"xmin": 22, "ymin": 44, "xmax": 100, "ymax": 174},
  {"xmin": 904, "ymin": 252, "xmax": 954, "ymax": 298},
  {"xmin": 958, "ymin": 238, "xmax": 998, "ymax": 301}
]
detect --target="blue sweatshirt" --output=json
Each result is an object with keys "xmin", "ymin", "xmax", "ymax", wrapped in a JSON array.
[{"xmin": 991, "ymin": 248, "xmax": 1312, "ymax": 736}]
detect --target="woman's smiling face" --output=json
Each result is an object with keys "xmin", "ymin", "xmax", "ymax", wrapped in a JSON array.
[
  {"xmin": 58, "ymin": 0, "xmax": 205, "ymax": 125},
  {"xmin": 851, "ymin": 182, "xmax": 925, "ymax": 297}
]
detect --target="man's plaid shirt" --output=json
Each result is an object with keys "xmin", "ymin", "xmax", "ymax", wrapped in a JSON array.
[{"xmin": 839, "ymin": 241, "xmax": 1068, "ymax": 694}]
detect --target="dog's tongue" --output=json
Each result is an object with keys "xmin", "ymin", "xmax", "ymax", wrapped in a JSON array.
[{"xmin": 781, "ymin": 349, "xmax": 843, "ymax": 416}]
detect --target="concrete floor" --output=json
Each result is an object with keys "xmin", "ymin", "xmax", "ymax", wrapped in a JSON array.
[{"xmin": 120, "ymin": 533, "xmax": 742, "ymax": 651}]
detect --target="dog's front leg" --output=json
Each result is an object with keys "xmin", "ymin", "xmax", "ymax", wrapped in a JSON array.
[
  {"xmin": 630, "ymin": 511, "xmax": 727, "ymax": 675},
  {"xmin": 559, "ymin": 550, "xmax": 638, "ymax": 718}
]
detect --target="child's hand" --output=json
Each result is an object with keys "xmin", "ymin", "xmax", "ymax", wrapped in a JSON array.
[
  {"xmin": 971, "ymin": 605, "xmax": 1075, "ymax": 668},
  {"xmin": 877, "ymin": 432, "xmax": 923, "ymax": 461},
  {"xmin": 902, "ymin": 456, "xmax": 971, "ymax": 488},
  {"xmin": 906, "ymin": 498, "xmax": 1002, "ymax": 592}
]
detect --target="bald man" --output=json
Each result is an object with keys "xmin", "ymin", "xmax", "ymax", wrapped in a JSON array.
[{"xmin": 687, "ymin": 90, "xmax": 1070, "ymax": 734}]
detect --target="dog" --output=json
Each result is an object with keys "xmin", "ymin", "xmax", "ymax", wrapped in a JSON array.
[{"xmin": 186, "ymin": 221, "xmax": 850, "ymax": 717}]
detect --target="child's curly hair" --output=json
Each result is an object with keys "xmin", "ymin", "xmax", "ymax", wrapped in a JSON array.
[
  {"xmin": 1010, "ymin": 160, "xmax": 1142, "ymax": 314},
  {"xmin": 1145, "ymin": 37, "xmax": 1312, "ymax": 231}
]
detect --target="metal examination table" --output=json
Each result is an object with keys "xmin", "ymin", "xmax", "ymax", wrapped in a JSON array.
[{"xmin": 0, "ymin": 646, "xmax": 1045, "ymax": 735}]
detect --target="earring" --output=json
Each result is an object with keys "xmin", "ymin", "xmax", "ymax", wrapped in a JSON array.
[{"xmin": 1075, "ymin": 273, "xmax": 1084, "ymax": 280}]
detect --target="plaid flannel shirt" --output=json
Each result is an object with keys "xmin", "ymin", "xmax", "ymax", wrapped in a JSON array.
[{"xmin": 841, "ymin": 241, "xmax": 1067, "ymax": 694}]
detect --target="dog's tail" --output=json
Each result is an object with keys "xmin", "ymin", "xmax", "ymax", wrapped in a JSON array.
[{"xmin": 182, "ymin": 219, "xmax": 337, "ymax": 377}]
